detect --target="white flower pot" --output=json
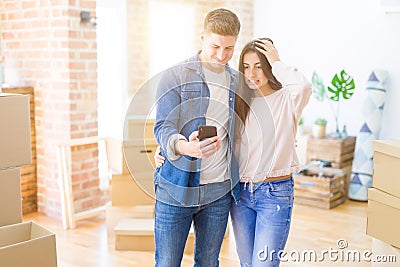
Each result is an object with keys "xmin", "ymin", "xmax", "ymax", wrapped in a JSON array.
[{"xmin": 312, "ymin": 124, "xmax": 326, "ymax": 138}]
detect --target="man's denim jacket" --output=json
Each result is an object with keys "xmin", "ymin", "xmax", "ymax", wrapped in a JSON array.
[{"xmin": 153, "ymin": 53, "xmax": 240, "ymax": 206}]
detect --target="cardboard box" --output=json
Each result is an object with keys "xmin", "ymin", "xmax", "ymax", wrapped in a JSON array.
[
  {"xmin": 114, "ymin": 218, "xmax": 195, "ymax": 254},
  {"xmin": 0, "ymin": 221, "xmax": 57, "ymax": 267},
  {"xmin": 0, "ymin": 93, "xmax": 32, "ymax": 169},
  {"xmin": 0, "ymin": 168, "xmax": 22, "ymax": 227},
  {"xmin": 367, "ymin": 188, "xmax": 400, "ymax": 248},
  {"xmin": 123, "ymin": 140, "xmax": 158, "ymax": 178},
  {"xmin": 371, "ymin": 238, "xmax": 400, "ymax": 267},
  {"xmin": 124, "ymin": 116, "xmax": 155, "ymax": 140},
  {"xmin": 105, "ymin": 137, "xmax": 158, "ymax": 176},
  {"xmin": 114, "ymin": 218, "xmax": 228, "ymax": 254},
  {"xmin": 372, "ymin": 140, "xmax": 400, "ymax": 198},
  {"xmin": 105, "ymin": 202, "xmax": 154, "ymax": 237},
  {"xmin": 111, "ymin": 173, "xmax": 155, "ymax": 206}
]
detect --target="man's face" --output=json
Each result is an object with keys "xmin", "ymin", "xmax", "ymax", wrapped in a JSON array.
[{"xmin": 200, "ymin": 32, "xmax": 237, "ymax": 69}]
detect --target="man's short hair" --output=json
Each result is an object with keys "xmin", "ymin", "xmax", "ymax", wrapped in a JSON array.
[{"xmin": 203, "ymin": 8, "xmax": 240, "ymax": 37}]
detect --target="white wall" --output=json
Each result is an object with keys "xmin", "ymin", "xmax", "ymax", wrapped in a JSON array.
[{"xmin": 254, "ymin": 0, "xmax": 400, "ymax": 139}]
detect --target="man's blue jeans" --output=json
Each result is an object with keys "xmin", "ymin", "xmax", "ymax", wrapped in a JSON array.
[
  {"xmin": 154, "ymin": 192, "xmax": 232, "ymax": 267},
  {"xmin": 230, "ymin": 178, "xmax": 294, "ymax": 267}
]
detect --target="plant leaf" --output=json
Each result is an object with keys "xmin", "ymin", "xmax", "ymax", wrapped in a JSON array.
[
  {"xmin": 311, "ymin": 71, "xmax": 325, "ymax": 101},
  {"xmin": 327, "ymin": 70, "xmax": 355, "ymax": 101}
]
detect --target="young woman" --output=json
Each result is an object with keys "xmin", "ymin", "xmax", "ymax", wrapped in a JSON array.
[
  {"xmin": 154, "ymin": 38, "xmax": 311, "ymax": 266},
  {"xmin": 231, "ymin": 38, "xmax": 311, "ymax": 267}
]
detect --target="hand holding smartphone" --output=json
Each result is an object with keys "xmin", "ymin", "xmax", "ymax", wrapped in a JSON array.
[{"xmin": 198, "ymin": 125, "xmax": 217, "ymax": 141}]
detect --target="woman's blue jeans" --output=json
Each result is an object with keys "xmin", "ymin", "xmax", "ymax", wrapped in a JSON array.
[
  {"xmin": 154, "ymin": 192, "xmax": 232, "ymax": 267},
  {"xmin": 230, "ymin": 178, "xmax": 294, "ymax": 267}
]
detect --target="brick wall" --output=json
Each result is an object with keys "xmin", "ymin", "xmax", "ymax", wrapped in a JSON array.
[{"xmin": 0, "ymin": 0, "xmax": 107, "ymax": 218}]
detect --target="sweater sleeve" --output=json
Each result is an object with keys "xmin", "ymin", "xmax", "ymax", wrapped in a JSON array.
[
  {"xmin": 272, "ymin": 61, "xmax": 312, "ymax": 121},
  {"xmin": 166, "ymin": 134, "xmax": 187, "ymax": 161}
]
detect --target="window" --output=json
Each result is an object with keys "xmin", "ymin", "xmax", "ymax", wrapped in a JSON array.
[{"xmin": 148, "ymin": 1, "xmax": 195, "ymax": 76}]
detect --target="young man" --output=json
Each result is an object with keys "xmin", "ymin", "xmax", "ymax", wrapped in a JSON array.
[{"xmin": 153, "ymin": 8, "xmax": 241, "ymax": 267}]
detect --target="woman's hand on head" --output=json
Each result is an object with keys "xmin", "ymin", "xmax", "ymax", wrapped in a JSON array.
[{"xmin": 255, "ymin": 39, "xmax": 280, "ymax": 65}]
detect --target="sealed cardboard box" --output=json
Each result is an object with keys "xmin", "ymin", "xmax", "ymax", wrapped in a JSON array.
[
  {"xmin": 0, "ymin": 221, "xmax": 57, "ymax": 267},
  {"xmin": 123, "ymin": 140, "xmax": 157, "ymax": 178},
  {"xmin": 111, "ymin": 173, "xmax": 155, "ymax": 206},
  {"xmin": 0, "ymin": 93, "xmax": 31, "ymax": 169},
  {"xmin": 105, "ymin": 202, "xmax": 154, "ymax": 237},
  {"xmin": 0, "ymin": 168, "xmax": 22, "ymax": 227},
  {"xmin": 124, "ymin": 116, "xmax": 155, "ymax": 140},
  {"xmin": 372, "ymin": 140, "xmax": 400, "ymax": 198},
  {"xmin": 367, "ymin": 188, "xmax": 400, "ymax": 248},
  {"xmin": 106, "ymin": 137, "xmax": 158, "ymax": 176},
  {"xmin": 114, "ymin": 218, "xmax": 195, "ymax": 254}
]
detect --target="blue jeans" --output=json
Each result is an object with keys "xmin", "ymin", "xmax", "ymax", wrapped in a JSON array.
[
  {"xmin": 154, "ymin": 191, "xmax": 232, "ymax": 267},
  {"xmin": 230, "ymin": 178, "xmax": 294, "ymax": 267}
]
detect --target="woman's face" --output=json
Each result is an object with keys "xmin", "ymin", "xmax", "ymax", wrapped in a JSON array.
[{"xmin": 242, "ymin": 52, "xmax": 268, "ymax": 91}]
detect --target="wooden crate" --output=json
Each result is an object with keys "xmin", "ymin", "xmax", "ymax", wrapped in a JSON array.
[
  {"xmin": 306, "ymin": 136, "xmax": 356, "ymax": 168},
  {"xmin": 2, "ymin": 87, "xmax": 37, "ymax": 214},
  {"xmin": 294, "ymin": 167, "xmax": 346, "ymax": 209}
]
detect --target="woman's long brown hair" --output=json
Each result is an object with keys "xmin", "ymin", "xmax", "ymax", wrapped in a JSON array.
[{"xmin": 234, "ymin": 38, "xmax": 283, "ymax": 136}]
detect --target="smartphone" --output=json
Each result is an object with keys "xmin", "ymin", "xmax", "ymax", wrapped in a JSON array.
[{"xmin": 198, "ymin": 125, "xmax": 217, "ymax": 141}]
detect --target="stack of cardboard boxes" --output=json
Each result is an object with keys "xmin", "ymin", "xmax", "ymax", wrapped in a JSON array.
[
  {"xmin": 0, "ymin": 93, "xmax": 57, "ymax": 266},
  {"xmin": 105, "ymin": 117, "xmax": 196, "ymax": 253},
  {"xmin": 106, "ymin": 116, "xmax": 232, "ymax": 253},
  {"xmin": 367, "ymin": 140, "xmax": 400, "ymax": 266}
]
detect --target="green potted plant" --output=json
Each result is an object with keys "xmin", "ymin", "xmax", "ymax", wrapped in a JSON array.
[
  {"xmin": 312, "ymin": 70, "xmax": 355, "ymax": 138},
  {"xmin": 313, "ymin": 118, "xmax": 327, "ymax": 138}
]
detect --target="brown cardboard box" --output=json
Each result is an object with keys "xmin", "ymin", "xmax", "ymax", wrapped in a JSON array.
[
  {"xmin": 111, "ymin": 173, "xmax": 155, "ymax": 206},
  {"xmin": 372, "ymin": 140, "xmax": 400, "ymax": 198},
  {"xmin": 367, "ymin": 188, "xmax": 400, "ymax": 248},
  {"xmin": 114, "ymin": 218, "xmax": 195, "ymax": 254},
  {"xmin": 105, "ymin": 137, "xmax": 158, "ymax": 176},
  {"xmin": 0, "ymin": 168, "xmax": 22, "ymax": 227},
  {"xmin": 114, "ymin": 218, "xmax": 229, "ymax": 254},
  {"xmin": 124, "ymin": 116, "xmax": 155, "ymax": 140},
  {"xmin": 0, "ymin": 221, "xmax": 57, "ymax": 267},
  {"xmin": 123, "ymin": 140, "xmax": 157, "ymax": 178},
  {"xmin": 105, "ymin": 202, "xmax": 154, "ymax": 237},
  {"xmin": 371, "ymin": 238, "xmax": 400, "ymax": 267},
  {"xmin": 0, "ymin": 93, "xmax": 32, "ymax": 169}
]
